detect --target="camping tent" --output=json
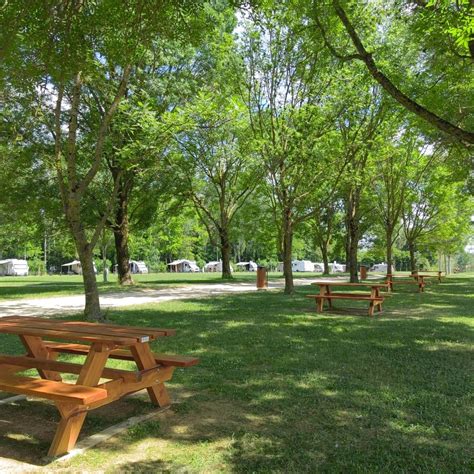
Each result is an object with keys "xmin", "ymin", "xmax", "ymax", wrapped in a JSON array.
[
  {"xmin": 236, "ymin": 261, "xmax": 258, "ymax": 272},
  {"xmin": 167, "ymin": 259, "xmax": 200, "ymax": 273},
  {"xmin": 0, "ymin": 259, "xmax": 29, "ymax": 276},
  {"xmin": 369, "ymin": 263, "xmax": 394, "ymax": 273},
  {"xmin": 292, "ymin": 260, "xmax": 314, "ymax": 272},
  {"xmin": 203, "ymin": 261, "xmax": 233, "ymax": 273},
  {"xmin": 130, "ymin": 260, "xmax": 148, "ymax": 274},
  {"xmin": 62, "ymin": 260, "xmax": 97, "ymax": 275},
  {"xmin": 331, "ymin": 262, "xmax": 346, "ymax": 273},
  {"xmin": 313, "ymin": 262, "xmax": 324, "ymax": 273}
]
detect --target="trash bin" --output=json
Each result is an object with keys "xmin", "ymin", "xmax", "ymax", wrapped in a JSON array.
[
  {"xmin": 256, "ymin": 266, "xmax": 268, "ymax": 290},
  {"xmin": 359, "ymin": 265, "xmax": 368, "ymax": 280}
]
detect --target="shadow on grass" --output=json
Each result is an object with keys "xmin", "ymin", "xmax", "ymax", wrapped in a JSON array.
[{"xmin": 0, "ymin": 277, "xmax": 471, "ymax": 471}]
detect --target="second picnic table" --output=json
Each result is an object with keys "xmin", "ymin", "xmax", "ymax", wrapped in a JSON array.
[
  {"xmin": 0, "ymin": 316, "xmax": 199, "ymax": 456},
  {"xmin": 307, "ymin": 281, "xmax": 389, "ymax": 316}
]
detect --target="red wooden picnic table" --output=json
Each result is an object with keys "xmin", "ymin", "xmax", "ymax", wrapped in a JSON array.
[{"xmin": 0, "ymin": 316, "xmax": 198, "ymax": 456}]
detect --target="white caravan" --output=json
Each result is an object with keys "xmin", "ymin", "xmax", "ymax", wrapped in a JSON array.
[
  {"xmin": 0, "ymin": 259, "xmax": 29, "ymax": 276},
  {"xmin": 167, "ymin": 259, "xmax": 200, "ymax": 273},
  {"xmin": 292, "ymin": 260, "xmax": 314, "ymax": 272}
]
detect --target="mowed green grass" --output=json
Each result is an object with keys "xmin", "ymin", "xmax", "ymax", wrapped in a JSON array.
[{"xmin": 0, "ymin": 274, "xmax": 472, "ymax": 472}]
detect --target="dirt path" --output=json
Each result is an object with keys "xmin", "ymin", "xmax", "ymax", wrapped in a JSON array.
[{"xmin": 0, "ymin": 278, "xmax": 332, "ymax": 318}]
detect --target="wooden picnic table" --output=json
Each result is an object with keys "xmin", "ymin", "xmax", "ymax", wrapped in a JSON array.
[
  {"xmin": 307, "ymin": 281, "xmax": 389, "ymax": 316},
  {"xmin": 0, "ymin": 316, "xmax": 198, "ymax": 456},
  {"xmin": 385, "ymin": 274, "xmax": 425, "ymax": 292},
  {"xmin": 412, "ymin": 271, "xmax": 444, "ymax": 283}
]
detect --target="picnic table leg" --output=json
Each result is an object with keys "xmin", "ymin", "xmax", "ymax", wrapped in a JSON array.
[
  {"xmin": 19, "ymin": 335, "xmax": 62, "ymax": 381},
  {"xmin": 368, "ymin": 300, "xmax": 375, "ymax": 317},
  {"xmin": 131, "ymin": 343, "xmax": 171, "ymax": 407},
  {"xmin": 320, "ymin": 284, "xmax": 332, "ymax": 309},
  {"xmin": 48, "ymin": 343, "xmax": 111, "ymax": 457}
]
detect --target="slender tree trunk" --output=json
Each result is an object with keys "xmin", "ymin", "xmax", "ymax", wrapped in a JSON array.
[
  {"xmin": 347, "ymin": 192, "xmax": 359, "ymax": 282},
  {"xmin": 282, "ymin": 208, "xmax": 294, "ymax": 294},
  {"xmin": 112, "ymin": 173, "xmax": 133, "ymax": 286},
  {"xmin": 102, "ymin": 243, "xmax": 108, "ymax": 283},
  {"xmin": 408, "ymin": 241, "xmax": 417, "ymax": 273},
  {"xmin": 320, "ymin": 243, "xmax": 330, "ymax": 275},
  {"xmin": 348, "ymin": 223, "xmax": 359, "ymax": 282},
  {"xmin": 386, "ymin": 227, "xmax": 393, "ymax": 276},
  {"xmin": 65, "ymin": 199, "xmax": 103, "ymax": 321},
  {"xmin": 220, "ymin": 227, "xmax": 232, "ymax": 280}
]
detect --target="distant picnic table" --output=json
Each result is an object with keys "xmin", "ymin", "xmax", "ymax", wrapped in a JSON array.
[
  {"xmin": 0, "ymin": 316, "xmax": 198, "ymax": 456},
  {"xmin": 307, "ymin": 281, "xmax": 389, "ymax": 316},
  {"xmin": 385, "ymin": 274, "xmax": 426, "ymax": 292},
  {"xmin": 412, "ymin": 271, "xmax": 444, "ymax": 283}
]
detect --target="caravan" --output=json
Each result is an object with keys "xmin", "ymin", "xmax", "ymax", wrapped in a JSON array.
[
  {"xmin": 331, "ymin": 262, "xmax": 346, "ymax": 273},
  {"xmin": 291, "ymin": 260, "xmax": 314, "ymax": 272},
  {"xmin": 0, "ymin": 259, "xmax": 29, "ymax": 276}
]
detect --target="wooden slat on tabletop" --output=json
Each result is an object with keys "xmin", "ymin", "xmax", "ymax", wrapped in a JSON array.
[
  {"xmin": 0, "ymin": 323, "xmax": 138, "ymax": 346},
  {"xmin": 1, "ymin": 316, "xmax": 175, "ymax": 339},
  {"xmin": 311, "ymin": 282, "xmax": 388, "ymax": 288}
]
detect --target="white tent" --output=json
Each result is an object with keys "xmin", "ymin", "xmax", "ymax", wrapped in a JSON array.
[
  {"xmin": 236, "ymin": 261, "xmax": 258, "ymax": 272},
  {"xmin": 167, "ymin": 259, "xmax": 200, "ymax": 273},
  {"xmin": 292, "ymin": 260, "xmax": 314, "ymax": 272},
  {"xmin": 0, "ymin": 259, "xmax": 29, "ymax": 276},
  {"xmin": 62, "ymin": 260, "xmax": 97, "ymax": 275},
  {"xmin": 130, "ymin": 260, "xmax": 148, "ymax": 274},
  {"xmin": 204, "ymin": 261, "xmax": 233, "ymax": 273}
]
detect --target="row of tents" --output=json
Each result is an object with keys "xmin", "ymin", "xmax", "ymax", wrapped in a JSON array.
[{"xmin": 0, "ymin": 257, "xmax": 393, "ymax": 276}]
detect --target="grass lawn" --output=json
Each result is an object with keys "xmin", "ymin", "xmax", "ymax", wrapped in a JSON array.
[{"xmin": 0, "ymin": 274, "xmax": 472, "ymax": 472}]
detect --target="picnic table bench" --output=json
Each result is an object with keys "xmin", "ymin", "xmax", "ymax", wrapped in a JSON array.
[
  {"xmin": 385, "ymin": 274, "xmax": 425, "ymax": 292},
  {"xmin": 0, "ymin": 316, "xmax": 198, "ymax": 457},
  {"xmin": 306, "ymin": 281, "xmax": 389, "ymax": 316}
]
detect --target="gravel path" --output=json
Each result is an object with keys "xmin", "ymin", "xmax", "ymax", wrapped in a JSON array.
[{"xmin": 0, "ymin": 278, "xmax": 334, "ymax": 318}]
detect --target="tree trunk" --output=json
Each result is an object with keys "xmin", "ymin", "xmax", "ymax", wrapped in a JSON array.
[
  {"xmin": 282, "ymin": 208, "xmax": 294, "ymax": 294},
  {"xmin": 220, "ymin": 228, "xmax": 233, "ymax": 280},
  {"xmin": 112, "ymin": 173, "xmax": 133, "ymax": 286},
  {"xmin": 78, "ymin": 246, "xmax": 102, "ymax": 321},
  {"xmin": 102, "ymin": 243, "xmax": 108, "ymax": 283},
  {"xmin": 348, "ymin": 225, "xmax": 359, "ymax": 283},
  {"xmin": 386, "ymin": 227, "xmax": 393, "ymax": 276},
  {"xmin": 65, "ymin": 198, "xmax": 103, "ymax": 321},
  {"xmin": 408, "ymin": 241, "xmax": 417, "ymax": 273},
  {"xmin": 320, "ymin": 243, "xmax": 330, "ymax": 275}
]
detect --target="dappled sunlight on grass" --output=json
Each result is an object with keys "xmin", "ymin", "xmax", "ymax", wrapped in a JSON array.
[{"xmin": 0, "ymin": 276, "xmax": 471, "ymax": 471}]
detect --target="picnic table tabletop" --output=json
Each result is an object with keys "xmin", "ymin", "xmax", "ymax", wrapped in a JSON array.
[{"xmin": 0, "ymin": 316, "xmax": 193, "ymax": 457}]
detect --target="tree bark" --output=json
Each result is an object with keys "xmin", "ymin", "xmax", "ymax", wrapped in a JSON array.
[
  {"xmin": 320, "ymin": 243, "xmax": 330, "ymax": 275},
  {"xmin": 282, "ymin": 208, "xmax": 294, "ymax": 294},
  {"xmin": 66, "ymin": 199, "xmax": 103, "ymax": 321},
  {"xmin": 220, "ymin": 227, "xmax": 233, "ymax": 280},
  {"xmin": 112, "ymin": 174, "xmax": 133, "ymax": 286},
  {"xmin": 348, "ymin": 220, "xmax": 359, "ymax": 283},
  {"xmin": 386, "ymin": 226, "xmax": 393, "ymax": 277},
  {"xmin": 408, "ymin": 241, "xmax": 417, "ymax": 274}
]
